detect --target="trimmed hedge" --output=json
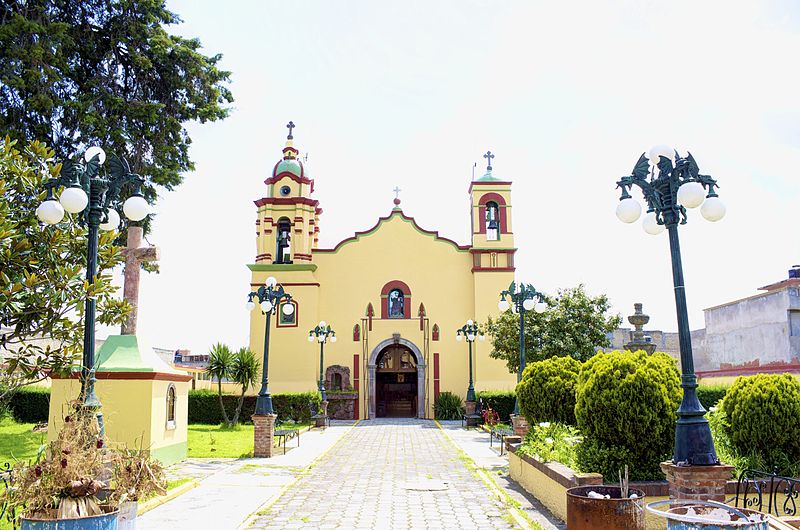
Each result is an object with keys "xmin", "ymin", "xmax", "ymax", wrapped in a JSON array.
[
  {"xmin": 516, "ymin": 356, "xmax": 580, "ymax": 425},
  {"xmin": 720, "ymin": 374, "xmax": 800, "ymax": 469},
  {"xmin": 698, "ymin": 385, "xmax": 728, "ymax": 410},
  {"xmin": 575, "ymin": 350, "xmax": 682, "ymax": 480},
  {"xmin": 9, "ymin": 386, "xmax": 50, "ymax": 423},
  {"xmin": 188, "ymin": 390, "xmax": 322, "ymax": 424},
  {"xmin": 476, "ymin": 391, "xmax": 515, "ymax": 422}
]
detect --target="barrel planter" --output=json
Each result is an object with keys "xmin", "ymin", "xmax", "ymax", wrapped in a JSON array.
[
  {"xmin": 566, "ymin": 485, "xmax": 645, "ymax": 530},
  {"xmin": 646, "ymin": 500, "xmax": 769, "ymax": 530},
  {"xmin": 20, "ymin": 508, "xmax": 119, "ymax": 530}
]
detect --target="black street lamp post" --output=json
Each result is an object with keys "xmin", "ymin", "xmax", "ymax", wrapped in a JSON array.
[
  {"xmin": 615, "ymin": 145, "xmax": 726, "ymax": 465},
  {"xmin": 308, "ymin": 322, "xmax": 336, "ymax": 402},
  {"xmin": 37, "ymin": 147, "xmax": 150, "ymax": 427},
  {"xmin": 246, "ymin": 277, "xmax": 294, "ymax": 415},
  {"xmin": 456, "ymin": 320, "xmax": 485, "ymax": 403},
  {"xmin": 497, "ymin": 281, "xmax": 548, "ymax": 415}
]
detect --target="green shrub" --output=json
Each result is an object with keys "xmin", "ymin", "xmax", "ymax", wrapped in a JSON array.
[
  {"xmin": 9, "ymin": 387, "xmax": 50, "ymax": 423},
  {"xmin": 516, "ymin": 356, "xmax": 581, "ymax": 425},
  {"xmin": 518, "ymin": 421, "xmax": 580, "ymax": 468},
  {"xmin": 575, "ymin": 350, "xmax": 681, "ymax": 480},
  {"xmin": 697, "ymin": 385, "xmax": 728, "ymax": 410},
  {"xmin": 188, "ymin": 390, "xmax": 321, "ymax": 424},
  {"xmin": 434, "ymin": 391, "xmax": 464, "ymax": 420},
  {"xmin": 720, "ymin": 374, "xmax": 800, "ymax": 470},
  {"xmin": 476, "ymin": 391, "xmax": 515, "ymax": 422}
]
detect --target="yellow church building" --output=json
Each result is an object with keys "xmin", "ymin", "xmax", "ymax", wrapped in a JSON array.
[{"xmin": 247, "ymin": 125, "xmax": 518, "ymax": 420}]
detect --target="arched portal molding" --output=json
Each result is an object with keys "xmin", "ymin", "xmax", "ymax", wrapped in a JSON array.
[{"xmin": 367, "ymin": 336, "xmax": 425, "ymax": 419}]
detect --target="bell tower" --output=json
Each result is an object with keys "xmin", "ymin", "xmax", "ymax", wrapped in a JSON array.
[
  {"xmin": 469, "ymin": 151, "xmax": 515, "ymax": 271},
  {"xmin": 254, "ymin": 122, "xmax": 321, "ymax": 264}
]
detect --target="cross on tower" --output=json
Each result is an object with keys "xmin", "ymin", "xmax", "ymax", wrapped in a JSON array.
[
  {"xmin": 286, "ymin": 121, "xmax": 295, "ymax": 139},
  {"xmin": 121, "ymin": 226, "xmax": 160, "ymax": 335},
  {"xmin": 393, "ymin": 186, "xmax": 402, "ymax": 200},
  {"xmin": 484, "ymin": 151, "xmax": 494, "ymax": 171}
]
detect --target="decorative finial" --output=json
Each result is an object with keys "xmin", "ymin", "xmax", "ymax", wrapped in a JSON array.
[
  {"xmin": 393, "ymin": 186, "xmax": 402, "ymax": 207},
  {"xmin": 286, "ymin": 121, "xmax": 295, "ymax": 140},
  {"xmin": 483, "ymin": 151, "xmax": 494, "ymax": 171}
]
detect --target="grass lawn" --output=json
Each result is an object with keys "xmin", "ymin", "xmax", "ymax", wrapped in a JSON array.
[
  {"xmin": 187, "ymin": 423, "xmax": 311, "ymax": 458},
  {"xmin": 0, "ymin": 416, "xmax": 46, "ymax": 466}
]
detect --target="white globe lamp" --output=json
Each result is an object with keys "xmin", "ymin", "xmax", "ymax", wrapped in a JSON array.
[
  {"xmin": 616, "ymin": 198, "xmax": 642, "ymax": 223},
  {"xmin": 701, "ymin": 197, "xmax": 726, "ymax": 222},
  {"xmin": 319, "ymin": 320, "xmax": 327, "ymax": 328},
  {"xmin": 282, "ymin": 303, "xmax": 294, "ymax": 316},
  {"xmin": 522, "ymin": 299, "xmax": 535, "ymax": 311},
  {"xmin": 265, "ymin": 277, "xmax": 277, "ymax": 287},
  {"xmin": 60, "ymin": 187, "xmax": 89, "ymax": 214},
  {"xmin": 36, "ymin": 200, "xmax": 65, "ymax": 225},
  {"xmin": 84, "ymin": 146, "xmax": 106, "ymax": 165},
  {"xmin": 534, "ymin": 302, "xmax": 548, "ymax": 314},
  {"xmin": 123, "ymin": 195, "xmax": 148, "ymax": 221},
  {"xmin": 308, "ymin": 334, "xmax": 315, "ymax": 342},
  {"xmin": 643, "ymin": 212, "xmax": 665, "ymax": 235},
  {"xmin": 498, "ymin": 299, "xmax": 510, "ymax": 312},
  {"xmin": 677, "ymin": 182, "xmax": 705, "ymax": 209},
  {"xmin": 456, "ymin": 335, "xmax": 462, "ymax": 342},
  {"xmin": 260, "ymin": 300, "xmax": 272, "ymax": 312},
  {"xmin": 478, "ymin": 334, "xmax": 486, "ymax": 342},
  {"xmin": 99, "ymin": 208, "xmax": 120, "ymax": 231},
  {"xmin": 648, "ymin": 144, "xmax": 674, "ymax": 164},
  {"xmin": 330, "ymin": 336, "xmax": 337, "ymax": 343},
  {"xmin": 246, "ymin": 301, "xmax": 255, "ymax": 312}
]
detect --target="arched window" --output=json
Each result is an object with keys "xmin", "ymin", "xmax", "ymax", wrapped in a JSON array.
[
  {"xmin": 332, "ymin": 372, "xmax": 343, "ymax": 391},
  {"xmin": 486, "ymin": 201, "xmax": 500, "ymax": 241},
  {"xmin": 388, "ymin": 289, "xmax": 404, "ymax": 319},
  {"xmin": 166, "ymin": 384, "xmax": 176, "ymax": 430},
  {"xmin": 275, "ymin": 217, "xmax": 292, "ymax": 264}
]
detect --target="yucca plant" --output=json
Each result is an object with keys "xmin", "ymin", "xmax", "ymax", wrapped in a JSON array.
[
  {"xmin": 206, "ymin": 343, "xmax": 234, "ymax": 426},
  {"xmin": 228, "ymin": 347, "xmax": 259, "ymax": 426}
]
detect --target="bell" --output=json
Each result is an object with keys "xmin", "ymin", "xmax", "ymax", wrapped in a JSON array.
[{"xmin": 487, "ymin": 219, "xmax": 499, "ymax": 230}]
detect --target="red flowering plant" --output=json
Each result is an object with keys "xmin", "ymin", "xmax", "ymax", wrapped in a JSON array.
[
  {"xmin": 482, "ymin": 407, "xmax": 500, "ymax": 427},
  {"xmin": 1, "ymin": 403, "xmax": 165, "ymax": 523}
]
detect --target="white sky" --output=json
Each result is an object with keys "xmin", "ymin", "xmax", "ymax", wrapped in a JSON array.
[{"xmin": 109, "ymin": 1, "xmax": 800, "ymax": 355}]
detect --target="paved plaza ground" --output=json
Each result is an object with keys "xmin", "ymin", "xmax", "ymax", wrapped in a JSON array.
[{"xmin": 138, "ymin": 419, "xmax": 563, "ymax": 530}]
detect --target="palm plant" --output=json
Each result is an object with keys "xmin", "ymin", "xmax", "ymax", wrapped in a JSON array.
[
  {"xmin": 228, "ymin": 347, "xmax": 259, "ymax": 426},
  {"xmin": 206, "ymin": 343, "xmax": 233, "ymax": 426}
]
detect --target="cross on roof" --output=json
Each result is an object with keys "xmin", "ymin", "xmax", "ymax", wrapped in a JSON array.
[
  {"xmin": 393, "ymin": 186, "xmax": 402, "ymax": 200},
  {"xmin": 484, "ymin": 151, "xmax": 494, "ymax": 171},
  {"xmin": 286, "ymin": 121, "xmax": 295, "ymax": 140}
]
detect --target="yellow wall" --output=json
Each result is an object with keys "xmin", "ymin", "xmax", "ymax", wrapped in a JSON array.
[
  {"xmin": 248, "ymin": 208, "xmax": 517, "ymax": 418},
  {"xmin": 49, "ymin": 378, "xmax": 187, "ymax": 464}
]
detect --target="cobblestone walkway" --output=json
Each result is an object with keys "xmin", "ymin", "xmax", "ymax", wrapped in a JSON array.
[{"xmin": 249, "ymin": 419, "xmax": 517, "ymax": 529}]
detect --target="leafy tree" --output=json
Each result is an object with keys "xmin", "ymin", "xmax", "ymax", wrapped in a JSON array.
[
  {"xmin": 0, "ymin": 0, "xmax": 233, "ymax": 206},
  {"xmin": 228, "ymin": 347, "xmax": 258, "ymax": 426},
  {"xmin": 206, "ymin": 344, "xmax": 258, "ymax": 428},
  {"xmin": 0, "ymin": 138, "xmax": 129, "ymax": 401},
  {"xmin": 206, "ymin": 343, "xmax": 234, "ymax": 427},
  {"xmin": 485, "ymin": 284, "xmax": 621, "ymax": 373}
]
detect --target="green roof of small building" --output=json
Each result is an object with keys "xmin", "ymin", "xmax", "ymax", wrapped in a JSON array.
[
  {"xmin": 96, "ymin": 335, "xmax": 182, "ymax": 374},
  {"xmin": 475, "ymin": 169, "xmax": 501, "ymax": 182},
  {"xmin": 274, "ymin": 159, "xmax": 302, "ymax": 177}
]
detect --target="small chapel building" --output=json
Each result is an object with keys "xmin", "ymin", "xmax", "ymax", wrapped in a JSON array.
[{"xmin": 247, "ymin": 126, "xmax": 518, "ymax": 419}]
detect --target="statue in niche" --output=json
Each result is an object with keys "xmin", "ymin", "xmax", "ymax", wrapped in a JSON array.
[{"xmin": 388, "ymin": 289, "xmax": 404, "ymax": 318}]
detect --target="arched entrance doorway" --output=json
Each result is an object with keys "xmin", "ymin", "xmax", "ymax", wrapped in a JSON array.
[{"xmin": 368, "ymin": 337, "xmax": 425, "ymax": 419}]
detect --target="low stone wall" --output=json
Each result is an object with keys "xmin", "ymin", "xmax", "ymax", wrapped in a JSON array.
[
  {"xmin": 326, "ymin": 392, "xmax": 358, "ymax": 420},
  {"xmin": 507, "ymin": 445, "xmax": 670, "ymax": 529}
]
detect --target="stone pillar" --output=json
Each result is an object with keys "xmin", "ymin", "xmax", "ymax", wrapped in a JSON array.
[
  {"xmin": 253, "ymin": 414, "xmax": 277, "ymax": 458},
  {"xmin": 465, "ymin": 400, "xmax": 477, "ymax": 415},
  {"xmin": 510, "ymin": 414, "xmax": 530, "ymax": 437},
  {"xmin": 661, "ymin": 462, "xmax": 734, "ymax": 502}
]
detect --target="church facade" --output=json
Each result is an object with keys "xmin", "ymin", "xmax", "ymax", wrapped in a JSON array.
[{"xmin": 247, "ymin": 127, "xmax": 518, "ymax": 419}]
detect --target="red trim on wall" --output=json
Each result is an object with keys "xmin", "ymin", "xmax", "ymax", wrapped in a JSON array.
[
  {"xmin": 471, "ymin": 266, "xmax": 516, "ymax": 272},
  {"xmin": 353, "ymin": 354, "xmax": 360, "ymax": 420},
  {"xmin": 468, "ymin": 180, "xmax": 512, "ymax": 193},
  {"xmin": 254, "ymin": 197, "xmax": 320, "ymax": 208},
  {"xmin": 53, "ymin": 371, "xmax": 193, "ymax": 382},
  {"xmin": 276, "ymin": 300, "xmax": 299, "ymax": 328},
  {"xmin": 477, "ymin": 193, "xmax": 508, "ymax": 235},
  {"xmin": 434, "ymin": 353, "xmax": 440, "ymax": 402},
  {"xmin": 380, "ymin": 280, "xmax": 412, "ymax": 319},
  {"xmin": 353, "ymin": 324, "xmax": 360, "ymax": 342},
  {"xmin": 313, "ymin": 210, "xmax": 470, "ymax": 253}
]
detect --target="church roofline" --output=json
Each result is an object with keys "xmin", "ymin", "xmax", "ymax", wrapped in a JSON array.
[
  {"xmin": 313, "ymin": 209, "xmax": 470, "ymax": 254},
  {"xmin": 468, "ymin": 181, "xmax": 512, "ymax": 193},
  {"xmin": 264, "ymin": 171, "xmax": 314, "ymax": 187},
  {"xmin": 254, "ymin": 197, "xmax": 320, "ymax": 208}
]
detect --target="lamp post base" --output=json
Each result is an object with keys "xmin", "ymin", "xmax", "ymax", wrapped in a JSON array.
[
  {"xmin": 252, "ymin": 413, "xmax": 277, "ymax": 458},
  {"xmin": 254, "ymin": 394, "xmax": 274, "ymax": 416},
  {"xmin": 510, "ymin": 414, "xmax": 530, "ymax": 438},
  {"xmin": 661, "ymin": 461, "xmax": 733, "ymax": 502},
  {"xmin": 315, "ymin": 401, "xmax": 329, "ymax": 428}
]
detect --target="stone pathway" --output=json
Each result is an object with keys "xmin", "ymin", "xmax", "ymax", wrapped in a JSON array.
[{"xmin": 248, "ymin": 419, "xmax": 518, "ymax": 529}]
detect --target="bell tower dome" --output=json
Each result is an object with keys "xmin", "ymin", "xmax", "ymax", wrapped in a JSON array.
[
  {"xmin": 469, "ymin": 150, "xmax": 515, "ymax": 271},
  {"xmin": 254, "ymin": 122, "xmax": 321, "ymax": 264}
]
